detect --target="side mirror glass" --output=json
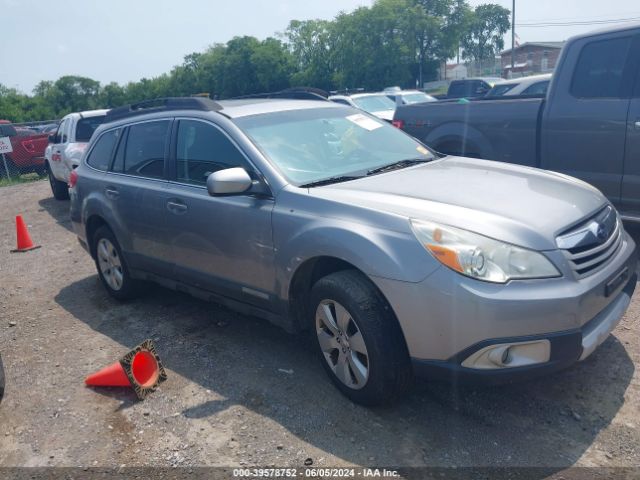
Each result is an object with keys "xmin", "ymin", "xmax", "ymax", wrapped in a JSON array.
[
  {"xmin": 206, "ymin": 167, "xmax": 253, "ymax": 196},
  {"xmin": 48, "ymin": 134, "xmax": 56, "ymax": 144}
]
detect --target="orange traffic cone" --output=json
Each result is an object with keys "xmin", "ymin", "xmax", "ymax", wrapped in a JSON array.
[
  {"xmin": 10, "ymin": 215, "xmax": 40, "ymax": 253},
  {"xmin": 85, "ymin": 339, "xmax": 167, "ymax": 400}
]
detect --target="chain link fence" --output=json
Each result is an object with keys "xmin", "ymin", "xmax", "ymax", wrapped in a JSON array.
[{"xmin": 0, "ymin": 119, "xmax": 60, "ymax": 186}]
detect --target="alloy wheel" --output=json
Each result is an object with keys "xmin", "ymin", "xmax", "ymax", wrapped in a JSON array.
[
  {"xmin": 97, "ymin": 238, "xmax": 124, "ymax": 291},
  {"xmin": 315, "ymin": 299, "xmax": 370, "ymax": 389}
]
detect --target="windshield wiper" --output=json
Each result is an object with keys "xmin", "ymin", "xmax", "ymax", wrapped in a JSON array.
[
  {"xmin": 366, "ymin": 158, "xmax": 432, "ymax": 176},
  {"xmin": 299, "ymin": 175, "xmax": 363, "ymax": 188}
]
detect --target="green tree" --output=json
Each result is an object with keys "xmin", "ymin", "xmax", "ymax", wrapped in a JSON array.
[
  {"xmin": 285, "ymin": 19, "xmax": 335, "ymax": 90},
  {"xmin": 461, "ymin": 3, "xmax": 510, "ymax": 63}
]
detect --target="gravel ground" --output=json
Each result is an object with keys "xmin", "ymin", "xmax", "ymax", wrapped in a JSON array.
[{"xmin": 0, "ymin": 180, "xmax": 639, "ymax": 476}]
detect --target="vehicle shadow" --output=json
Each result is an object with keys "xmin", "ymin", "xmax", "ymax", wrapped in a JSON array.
[
  {"xmin": 37, "ymin": 197, "xmax": 73, "ymax": 233},
  {"xmin": 55, "ymin": 273, "xmax": 635, "ymax": 470}
]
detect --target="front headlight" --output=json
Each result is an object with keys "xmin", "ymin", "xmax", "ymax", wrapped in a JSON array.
[{"xmin": 410, "ymin": 219, "xmax": 560, "ymax": 283}]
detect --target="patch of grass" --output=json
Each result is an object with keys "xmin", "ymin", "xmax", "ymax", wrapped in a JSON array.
[{"xmin": 0, "ymin": 173, "xmax": 45, "ymax": 188}]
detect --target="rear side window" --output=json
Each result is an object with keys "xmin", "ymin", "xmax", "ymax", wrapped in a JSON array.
[
  {"xmin": 448, "ymin": 82, "xmax": 465, "ymax": 97},
  {"xmin": 522, "ymin": 81, "xmax": 550, "ymax": 96},
  {"xmin": 86, "ymin": 129, "xmax": 120, "ymax": 171},
  {"xmin": 175, "ymin": 120, "xmax": 247, "ymax": 186},
  {"xmin": 117, "ymin": 120, "xmax": 170, "ymax": 179},
  {"xmin": 571, "ymin": 37, "xmax": 632, "ymax": 98}
]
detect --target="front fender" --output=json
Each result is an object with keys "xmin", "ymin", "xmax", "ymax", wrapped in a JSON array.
[{"xmin": 274, "ymin": 216, "xmax": 440, "ymax": 301}]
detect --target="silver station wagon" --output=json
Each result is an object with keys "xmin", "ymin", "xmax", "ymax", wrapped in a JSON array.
[{"xmin": 70, "ymin": 97, "xmax": 637, "ymax": 405}]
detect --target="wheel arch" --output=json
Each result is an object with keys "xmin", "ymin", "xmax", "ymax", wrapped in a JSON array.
[
  {"xmin": 85, "ymin": 215, "xmax": 109, "ymax": 259},
  {"xmin": 425, "ymin": 122, "xmax": 493, "ymax": 159}
]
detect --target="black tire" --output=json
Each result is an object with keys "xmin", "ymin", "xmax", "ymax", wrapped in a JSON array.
[
  {"xmin": 310, "ymin": 270, "xmax": 412, "ymax": 406},
  {"xmin": 92, "ymin": 225, "xmax": 141, "ymax": 301},
  {"xmin": 47, "ymin": 163, "xmax": 69, "ymax": 200}
]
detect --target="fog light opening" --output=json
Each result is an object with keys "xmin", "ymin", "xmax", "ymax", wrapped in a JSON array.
[
  {"xmin": 462, "ymin": 340, "xmax": 551, "ymax": 370},
  {"xmin": 501, "ymin": 347, "xmax": 512, "ymax": 365}
]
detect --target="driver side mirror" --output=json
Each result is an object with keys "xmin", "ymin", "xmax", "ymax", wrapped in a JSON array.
[
  {"xmin": 48, "ymin": 134, "xmax": 56, "ymax": 144},
  {"xmin": 206, "ymin": 167, "xmax": 253, "ymax": 196}
]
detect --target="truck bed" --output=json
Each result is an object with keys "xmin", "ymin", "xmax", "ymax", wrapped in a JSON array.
[{"xmin": 396, "ymin": 97, "xmax": 545, "ymax": 167}]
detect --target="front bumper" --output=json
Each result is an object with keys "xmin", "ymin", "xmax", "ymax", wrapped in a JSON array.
[
  {"xmin": 371, "ymin": 230, "xmax": 637, "ymax": 382},
  {"xmin": 411, "ymin": 273, "xmax": 636, "ymax": 384}
]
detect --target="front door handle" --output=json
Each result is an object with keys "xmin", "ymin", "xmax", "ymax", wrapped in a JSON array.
[
  {"xmin": 105, "ymin": 187, "xmax": 119, "ymax": 199},
  {"xmin": 167, "ymin": 200, "xmax": 188, "ymax": 214},
  {"xmin": 635, "ymin": 120, "xmax": 640, "ymax": 129}
]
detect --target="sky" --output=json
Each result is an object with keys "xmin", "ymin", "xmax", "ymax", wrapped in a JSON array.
[{"xmin": 1, "ymin": 0, "xmax": 639, "ymax": 94}]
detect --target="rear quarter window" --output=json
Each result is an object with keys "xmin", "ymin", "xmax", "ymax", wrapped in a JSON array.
[{"xmin": 86, "ymin": 129, "xmax": 121, "ymax": 171}]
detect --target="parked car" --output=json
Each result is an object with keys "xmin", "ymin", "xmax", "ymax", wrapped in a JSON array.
[
  {"xmin": 445, "ymin": 77, "xmax": 504, "ymax": 99},
  {"xmin": 45, "ymin": 109, "xmax": 108, "ymax": 199},
  {"xmin": 486, "ymin": 74, "xmax": 552, "ymax": 97},
  {"xmin": 0, "ymin": 123, "xmax": 49, "ymax": 178},
  {"xmin": 384, "ymin": 87, "xmax": 438, "ymax": 105},
  {"xmin": 328, "ymin": 92, "xmax": 396, "ymax": 121},
  {"xmin": 394, "ymin": 23, "xmax": 640, "ymax": 221},
  {"xmin": 70, "ymin": 97, "xmax": 637, "ymax": 406}
]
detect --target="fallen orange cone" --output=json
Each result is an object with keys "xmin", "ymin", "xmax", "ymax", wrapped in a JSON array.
[
  {"xmin": 10, "ymin": 215, "xmax": 40, "ymax": 253},
  {"xmin": 85, "ymin": 339, "xmax": 167, "ymax": 400}
]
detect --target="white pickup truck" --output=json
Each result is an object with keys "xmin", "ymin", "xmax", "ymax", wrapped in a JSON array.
[{"xmin": 45, "ymin": 109, "xmax": 108, "ymax": 199}]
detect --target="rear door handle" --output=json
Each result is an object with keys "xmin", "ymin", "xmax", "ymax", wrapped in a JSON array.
[
  {"xmin": 105, "ymin": 187, "xmax": 119, "ymax": 199},
  {"xmin": 167, "ymin": 200, "xmax": 188, "ymax": 214}
]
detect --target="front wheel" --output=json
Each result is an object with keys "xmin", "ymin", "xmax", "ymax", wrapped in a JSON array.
[
  {"xmin": 310, "ymin": 270, "xmax": 412, "ymax": 406},
  {"xmin": 47, "ymin": 164, "xmax": 69, "ymax": 200}
]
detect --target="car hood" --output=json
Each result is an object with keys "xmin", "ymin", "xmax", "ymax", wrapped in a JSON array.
[{"xmin": 309, "ymin": 157, "xmax": 607, "ymax": 250}]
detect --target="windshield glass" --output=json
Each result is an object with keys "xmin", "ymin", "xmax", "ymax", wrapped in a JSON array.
[
  {"xmin": 75, "ymin": 116, "xmax": 107, "ymax": 142},
  {"xmin": 235, "ymin": 107, "xmax": 435, "ymax": 186},
  {"xmin": 351, "ymin": 95, "xmax": 395, "ymax": 113},
  {"xmin": 402, "ymin": 93, "xmax": 435, "ymax": 104}
]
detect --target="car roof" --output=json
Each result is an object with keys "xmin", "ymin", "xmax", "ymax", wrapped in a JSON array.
[
  {"xmin": 496, "ymin": 74, "xmax": 552, "ymax": 86},
  {"xmin": 103, "ymin": 98, "xmax": 345, "ymax": 127},
  {"xmin": 64, "ymin": 109, "xmax": 109, "ymax": 119},
  {"xmin": 216, "ymin": 99, "xmax": 341, "ymax": 118}
]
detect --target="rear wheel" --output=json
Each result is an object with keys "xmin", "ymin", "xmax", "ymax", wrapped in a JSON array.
[
  {"xmin": 47, "ymin": 163, "xmax": 69, "ymax": 200},
  {"xmin": 92, "ymin": 226, "xmax": 141, "ymax": 300},
  {"xmin": 310, "ymin": 270, "xmax": 412, "ymax": 406}
]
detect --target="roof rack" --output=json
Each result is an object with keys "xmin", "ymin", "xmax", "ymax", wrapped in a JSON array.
[
  {"xmin": 106, "ymin": 97, "xmax": 223, "ymax": 122},
  {"xmin": 231, "ymin": 87, "xmax": 329, "ymax": 101}
]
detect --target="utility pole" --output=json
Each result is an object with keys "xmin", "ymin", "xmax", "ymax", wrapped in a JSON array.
[{"xmin": 511, "ymin": 0, "xmax": 516, "ymax": 72}]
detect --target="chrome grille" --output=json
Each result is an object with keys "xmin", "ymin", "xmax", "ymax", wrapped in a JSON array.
[{"xmin": 557, "ymin": 206, "xmax": 623, "ymax": 278}]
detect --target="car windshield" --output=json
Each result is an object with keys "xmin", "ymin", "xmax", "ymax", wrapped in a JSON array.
[
  {"xmin": 402, "ymin": 93, "xmax": 435, "ymax": 104},
  {"xmin": 75, "ymin": 116, "xmax": 107, "ymax": 142},
  {"xmin": 235, "ymin": 107, "xmax": 436, "ymax": 186},
  {"xmin": 351, "ymin": 95, "xmax": 395, "ymax": 113}
]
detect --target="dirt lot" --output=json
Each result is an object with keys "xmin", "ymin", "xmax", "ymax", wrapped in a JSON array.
[{"xmin": 1, "ymin": 180, "xmax": 639, "ymax": 476}]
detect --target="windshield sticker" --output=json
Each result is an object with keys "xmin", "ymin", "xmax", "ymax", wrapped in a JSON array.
[{"xmin": 346, "ymin": 114, "xmax": 383, "ymax": 131}]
